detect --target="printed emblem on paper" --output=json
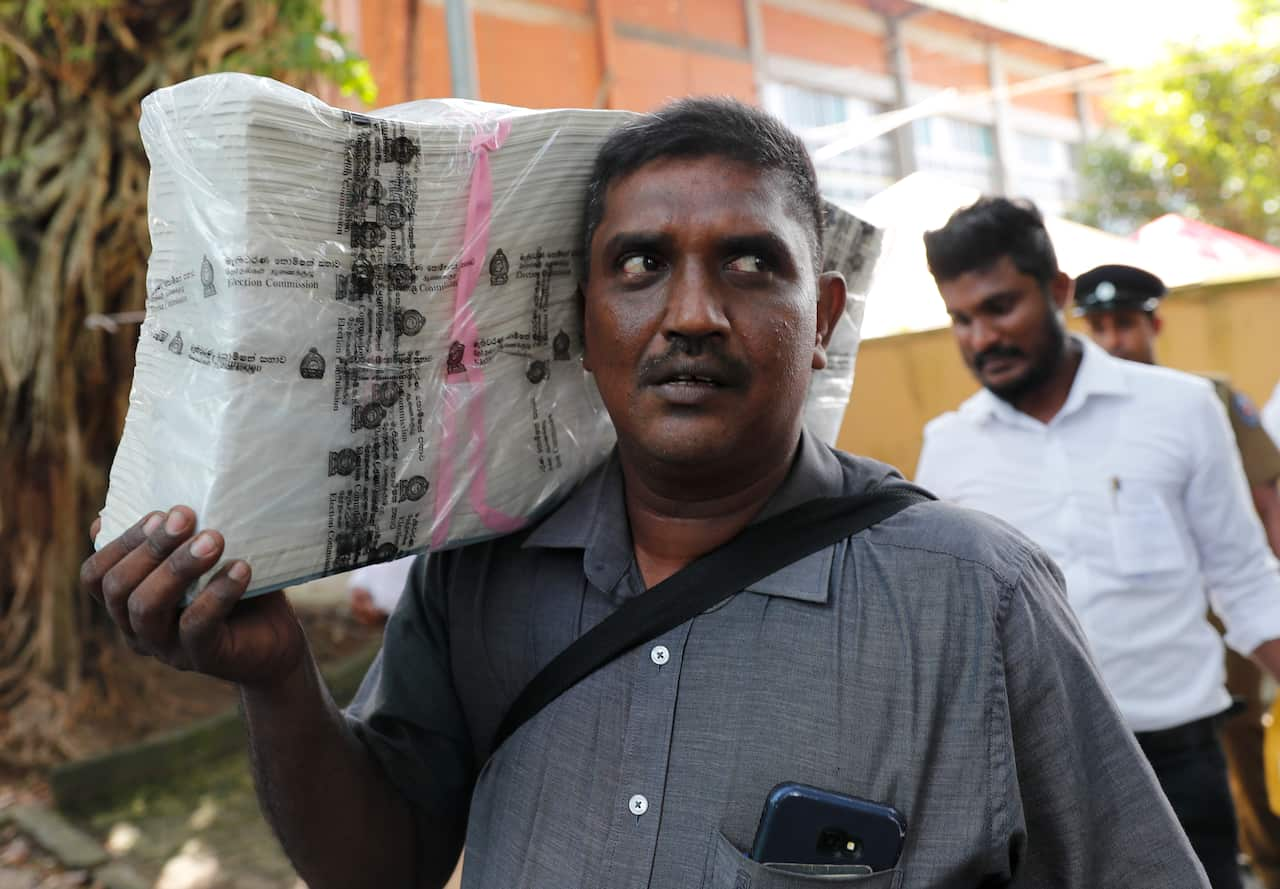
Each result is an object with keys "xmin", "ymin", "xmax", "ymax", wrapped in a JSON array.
[
  {"xmin": 399, "ymin": 475, "xmax": 430, "ymax": 502},
  {"xmin": 200, "ymin": 255, "xmax": 217, "ymax": 298},
  {"xmin": 397, "ymin": 309, "xmax": 426, "ymax": 337},
  {"xmin": 447, "ymin": 341, "xmax": 466, "ymax": 375},
  {"xmin": 553, "ymin": 329, "xmax": 571, "ymax": 361},
  {"xmin": 328, "ymin": 448, "xmax": 359, "ymax": 477},
  {"xmin": 352, "ymin": 221, "xmax": 386, "ymax": 249},
  {"xmin": 359, "ymin": 403, "xmax": 387, "ymax": 428},
  {"xmin": 382, "ymin": 201, "xmax": 407, "ymax": 230},
  {"xmin": 489, "ymin": 249, "xmax": 509, "ymax": 286},
  {"xmin": 299, "ymin": 347, "xmax": 326, "ymax": 380},
  {"xmin": 389, "ymin": 136, "xmax": 419, "ymax": 164},
  {"xmin": 376, "ymin": 380, "xmax": 402, "ymax": 407},
  {"xmin": 388, "ymin": 263, "xmax": 415, "ymax": 291}
]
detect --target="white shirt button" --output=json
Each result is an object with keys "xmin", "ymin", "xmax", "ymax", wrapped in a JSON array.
[
  {"xmin": 629, "ymin": 794, "xmax": 649, "ymax": 816},
  {"xmin": 650, "ymin": 645, "xmax": 670, "ymax": 666}
]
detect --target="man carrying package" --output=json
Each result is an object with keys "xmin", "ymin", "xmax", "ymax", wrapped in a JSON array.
[{"xmin": 82, "ymin": 99, "xmax": 1205, "ymax": 887}]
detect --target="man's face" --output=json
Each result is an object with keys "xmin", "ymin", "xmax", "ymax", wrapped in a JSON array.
[
  {"xmin": 582, "ymin": 156, "xmax": 844, "ymax": 470},
  {"xmin": 1084, "ymin": 308, "xmax": 1158, "ymax": 364},
  {"xmin": 937, "ymin": 254, "xmax": 1068, "ymax": 403}
]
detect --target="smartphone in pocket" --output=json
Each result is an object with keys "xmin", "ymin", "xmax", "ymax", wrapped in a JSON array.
[{"xmin": 750, "ymin": 782, "xmax": 906, "ymax": 872}]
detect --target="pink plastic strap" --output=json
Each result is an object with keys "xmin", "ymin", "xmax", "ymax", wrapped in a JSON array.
[{"xmin": 431, "ymin": 120, "xmax": 526, "ymax": 547}]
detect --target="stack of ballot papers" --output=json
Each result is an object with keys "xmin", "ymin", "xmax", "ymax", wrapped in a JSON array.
[{"xmin": 97, "ymin": 73, "xmax": 881, "ymax": 599}]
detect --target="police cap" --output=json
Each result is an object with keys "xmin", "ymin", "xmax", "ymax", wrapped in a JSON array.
[{"xmin": 1073, "ymin": 264, "xmax": 1167, "ymax": 316}]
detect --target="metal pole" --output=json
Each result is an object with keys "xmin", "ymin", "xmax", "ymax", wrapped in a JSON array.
[
  {"xmin": 743, "ymin": 0, "xmax": 767, "ymax": 101},
  {"xmin": 987, "ymin": 43, "xmax": 1016, "ymax": 196},
  {"xmin": 445, "ymin": 0, "xmax": 480, "ymax": 99},
  {"xmin": 885, "ymin": 15, "xmax": 918, "ymax": 179}
]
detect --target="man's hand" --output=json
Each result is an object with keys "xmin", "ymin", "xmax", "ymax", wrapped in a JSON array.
[{"xmin": 81, "ymin": 506, "xmax": 307, "ymax": 689}]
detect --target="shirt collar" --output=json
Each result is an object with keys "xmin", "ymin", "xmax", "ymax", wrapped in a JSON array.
[
  {"xmin": 523, "ymin": 428, "xmax": 844, "ymax": 604},
  {"xmin": 961, "ymin": 334, "xmax": 1131, "ymax": 427}
]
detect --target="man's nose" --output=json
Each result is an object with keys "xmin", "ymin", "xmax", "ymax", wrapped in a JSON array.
[
  {"xmin": 968, "ymin": 317, "xmax": 1001, "ymax": 354},
  {"xmin": 1092, "ymin": 326, "xmax": 1120, "ymax": 356},
  {"xmin": 662, "ymin": 261, "xmax": 730, "ymax": 343}
]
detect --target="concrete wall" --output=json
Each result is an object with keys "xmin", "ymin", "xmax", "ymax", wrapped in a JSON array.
[{"xmin": 835, "ymin": 276, "xmax": 1280, "ymax": 478}]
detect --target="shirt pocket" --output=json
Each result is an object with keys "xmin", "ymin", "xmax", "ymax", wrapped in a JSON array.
[
  {"xmin": 1108, "ymin": 480, "xmax": 1189, "ymax": 576},
  {"xmin": 703, "ymin": 828, "xmax": 902, "ymax": 888}
]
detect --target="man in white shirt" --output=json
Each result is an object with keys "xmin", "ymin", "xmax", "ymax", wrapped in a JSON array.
[
  {"xmin": 915, "ymin": 196, "xmax": 1280, "ymax": 889},
  {"xmin": 1075, "ymin": 262, "xmax": 1280, "ymax": 889}
]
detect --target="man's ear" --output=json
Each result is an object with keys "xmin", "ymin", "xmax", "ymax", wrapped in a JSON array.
[
  {"xmin": 1051, "ymin": 270, "xmax": 1072, "ymax": 314},
  {"xmin": 813, "ymin": 272, "xmax": 848, "ymax": 371},
  {"xmin": 1150, "ymin": 311, "xmax": 1164, "ymax": 336}
]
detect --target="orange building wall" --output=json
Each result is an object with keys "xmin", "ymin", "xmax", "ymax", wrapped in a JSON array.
[
  {"xmin": 760, "ymin": 6, "xmax": 887, "ymax": 73},
  {"xmin": 474, "ymin": 13, "xmax": 602, "ymax": 108},
  {"xmin": 1010, "ymin": 87, "xmax": 1078, "ymax": 120},
  {"xmin": 346, "ymin": 1, "xmax": 1093, "ymax": 130},
  {"xmin": 686, "ymin": 54, "xmax": 756, "ymax": 103},
  {"xmin": 682, "ymin": 0, "xmax": 749, "ymax": 49},
  {"xmin": 534, "ymin": 0, "xmax": 592, "ymax": 13},
  {"xmin": 906, "ymin": 45, "xmax": 987, "ymax": 90},
  {"xmin": 612, "ymin": 0, "xmax": 747, "ymax": 48},
  {"xmin": 359, "ymin": 0, "xmax": 410, "ymax": 106},
  {"xmin": 412, "ymin": 5, "xmax": 453, "ymax": 102},
  {"xmin": 609, "ymin": 37, "xmax": 753, "ymax": 110}
]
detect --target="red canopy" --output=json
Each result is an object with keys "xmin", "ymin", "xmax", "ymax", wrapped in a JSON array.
[{"xmin": 1131, "ymin": 214, "xmax": 1280, "ymax": 273}]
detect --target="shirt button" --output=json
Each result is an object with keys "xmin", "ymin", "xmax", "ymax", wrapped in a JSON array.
[
  {"xmin": 650, "ymin": 645, "xmax": 670, "ymax": 666},
  {"xmin": 629, "ymin": 794, "xmax": 649, "ymax": 815}
]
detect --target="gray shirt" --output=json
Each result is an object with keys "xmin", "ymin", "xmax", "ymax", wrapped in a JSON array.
[{"xmin": 347, "ymin": 431, "xmax": 1206, "ymax": 888}]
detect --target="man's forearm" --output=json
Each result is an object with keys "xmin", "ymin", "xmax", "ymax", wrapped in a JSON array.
[
  {"xmin": 240, "ymin": 651, "xmax": 420, "ymax": 889},
  {"xmin": 1252, "ymin": 638, "xmax": 1280, "ymax": 684}
]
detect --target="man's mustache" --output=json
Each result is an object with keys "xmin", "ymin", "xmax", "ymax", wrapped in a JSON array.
[
  {"xmin": 973, "ymin": 345, "xmax": 1025, "ymax": 372},
  {"xmin": 637, "ymin": 344, "xmax": 752, "ymax": 388}
]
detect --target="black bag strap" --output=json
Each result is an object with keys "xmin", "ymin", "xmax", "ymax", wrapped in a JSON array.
[{"xmin": 492, "ymin": 487, "xmax": 931, "ymax": 753}]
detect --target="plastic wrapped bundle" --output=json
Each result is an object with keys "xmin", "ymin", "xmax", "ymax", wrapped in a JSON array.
[
  {"xmin": 97, "ymin": 74, "xmax": 880, "ymax": 599},
  {"xmin": 806, "ymin": 200, "xmax": 881, "ymax": 445}
]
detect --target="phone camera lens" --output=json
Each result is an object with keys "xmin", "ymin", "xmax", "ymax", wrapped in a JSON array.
[{"xmin": 816, "ymin": 828, "xmax": 860, "ymax": 861}]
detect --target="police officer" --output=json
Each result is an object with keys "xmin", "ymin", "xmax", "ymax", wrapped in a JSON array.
[{"xmin": 1076, "ymin": 263, "xmax": 1280, "ymax": 889}]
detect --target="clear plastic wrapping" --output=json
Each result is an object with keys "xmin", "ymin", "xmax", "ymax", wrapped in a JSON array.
[{"xmin": 97, "ymin": 74, "xmax": 879, "ymax": 599}]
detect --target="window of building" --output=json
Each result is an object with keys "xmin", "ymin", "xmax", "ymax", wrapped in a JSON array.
[
  {"xmin": 912, "ymin": 117, "xmax": 933, "ymax": 148},
  {"xmin": 914, "ymin": 117, "xmax": 998, "ymax": 192},
  {"xmin": 1018, "ymin": 132, "xmax": 1056, "ymax": 167},
  {"xmin": 777, "ymin": 84, "xmax": 848, "ymax": 130},
  {"xmin": 947, "ymin": 118, "xmax": 995, "ymax": 158},
  {"xmin": 767, "ymin": 83, "xmax": 898, "ymax": 206},
  {"xmin": 1012, "ymin": 130, "xmax": 1079, "ymax": 216}
]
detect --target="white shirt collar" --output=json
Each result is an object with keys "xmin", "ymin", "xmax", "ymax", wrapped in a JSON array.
[{"xmin": 961, "ymin": 335, "xmax": 1131, "ymax": 427}]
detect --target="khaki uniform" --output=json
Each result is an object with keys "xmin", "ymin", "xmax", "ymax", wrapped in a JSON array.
[
  {"xmin": 1208, "ymin": 377, "xmax": 1280, "ymax": 889},
  {"xmin": 1211, "ymin": 378, "xmax": 1280, "ymax": 488}
]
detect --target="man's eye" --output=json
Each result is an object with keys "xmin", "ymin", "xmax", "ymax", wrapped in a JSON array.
[
  {"xmin": 725, "ymin": 255, "xmax": 768, "ymax": 274},
  {"xmin": 620, "ymin": 255, "xmax": 662, "ymax": 275}
]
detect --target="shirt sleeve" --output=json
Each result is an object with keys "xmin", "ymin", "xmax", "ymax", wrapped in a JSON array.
[
  {"xmin": 995, "ymin": 547, "xmax": 1210, "ymax": 887},
  {"xmin": 914, "ymin": 419, "xmax": 952, "ymax": 494},
  {"xmin": 345, "ymin": 553, "xmax": 475, "ymax": 887},
  {"xmin": 1183, "ymin": 386, "xmax": 1280, "ymax": 655}
]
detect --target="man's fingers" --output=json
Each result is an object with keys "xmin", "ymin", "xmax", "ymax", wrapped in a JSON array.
[
  {"xmin": 100, "ymin": 507, "xmax": 199, "ymax": 639},
  {"xmin": 81, "ymin": 511, "xmax": 162, "ymax": 605},
  {"xmin": 179, "ymin": 561, "xmax": 253, "ymax": 667},
  {"xmin": 89, "ymin": 516, "xmax": 102, "ymax": 543},
  {"xmin": 127, "ymin": 530, "xmax": 226, "ymax": 654}
]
